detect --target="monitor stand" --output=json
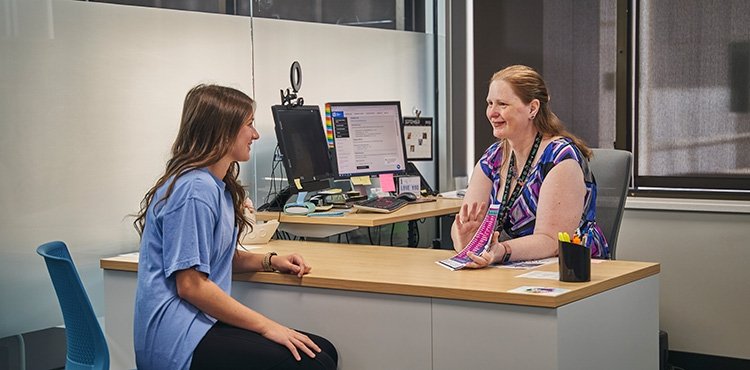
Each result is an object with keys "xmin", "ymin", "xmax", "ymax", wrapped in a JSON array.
[{"xmin": 291, "ymin": 178, "xmax": 332, "ymax": 193}]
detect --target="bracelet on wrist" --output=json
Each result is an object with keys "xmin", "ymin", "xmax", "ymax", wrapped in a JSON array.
[
  {"xmin": 499, "ymin": 242, "xmax": 512, "ymax": 264},
  {"xmin": 262, "ymin": 252, "xmax": 278, "ymax": 272}
]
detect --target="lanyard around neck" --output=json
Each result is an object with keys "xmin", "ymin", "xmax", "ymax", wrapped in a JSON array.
[{"xmin": 497, "ymin": 132, "xmax": 543, "ymax": 227}]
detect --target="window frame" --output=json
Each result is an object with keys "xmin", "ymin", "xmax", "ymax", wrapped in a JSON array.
[{"xmin": 624, "ymin": 0, "xmax": 750, "ymax": 200}]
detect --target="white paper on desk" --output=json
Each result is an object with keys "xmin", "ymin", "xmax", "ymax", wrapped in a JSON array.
[
  {"xmin": 117, "ymin": 252, "xmax": 140, "ymax": 262},
  {"xmin": 509, "ymin": 286, "xmax": 570, "ymax": 296},
  {"xmin": 438, "ymin": 190, "xmax": 464, "ymax": 199},
  {"xmin": 516, "ymin": 271, "xmax": 559, "ymax": 280},
  {"xmin": 493, "ymin": 257, "xmax": 557, "ymax": 270}
]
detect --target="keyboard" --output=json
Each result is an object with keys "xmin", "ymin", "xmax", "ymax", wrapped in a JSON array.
[{"xmin": 352, "ymin": 196, "xmax": 409, "ymax": 213}]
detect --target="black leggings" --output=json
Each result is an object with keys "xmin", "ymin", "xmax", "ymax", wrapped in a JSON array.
[{"xmin": 190, "ymin": 322, "xmax": 338, "ymax": 370}]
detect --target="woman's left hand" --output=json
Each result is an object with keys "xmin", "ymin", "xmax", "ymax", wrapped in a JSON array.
[
  {"xmin": 464, "ymin": 231, "xmax": 502, "ymax": 269},
  {"xmin": 271, "ymin": 253, "xmax": 312, "ymax": 278}
]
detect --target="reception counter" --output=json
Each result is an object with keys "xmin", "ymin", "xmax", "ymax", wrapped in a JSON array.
[{"xmin": 101, "ymin": 240, "xmax": 660, "ymax": 369}]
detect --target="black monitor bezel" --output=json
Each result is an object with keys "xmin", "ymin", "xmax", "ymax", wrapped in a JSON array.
[
  {"xmin": 271, "ymin": 105, "xmax": 335, "ymax": 193},
  {"xmin": 326, "ymin": 101, "xmax": 409, "ymax": 178}
]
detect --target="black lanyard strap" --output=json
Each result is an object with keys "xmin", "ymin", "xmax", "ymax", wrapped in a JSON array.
[{"xmin": 497, "ymin": 132, "xmax": 543, "ymax": 227}]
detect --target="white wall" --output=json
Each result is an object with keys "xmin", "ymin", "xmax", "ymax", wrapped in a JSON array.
[
  {"xmin": 618, "ymin": 201, "xmax": 750, "ymax": 360},
  {"xmin": 0, "ymin": 1, "xmax": 254, "ymax": 339},
  {"xmin": 0, "ymin": 0, "xmax": 436, "ymax": 339},
  {"xmin": 248, "ymin": 17, "xmax": 435, "ymax": 202}
]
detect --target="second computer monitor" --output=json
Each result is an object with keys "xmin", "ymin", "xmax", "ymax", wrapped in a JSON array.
[
  {"xmin": 327, "ymin": 101, "xmax": 407, "ymax": 178},
  {"xmin": 272, "ymin": 105, "xmax": 334, "ymax": 192}
]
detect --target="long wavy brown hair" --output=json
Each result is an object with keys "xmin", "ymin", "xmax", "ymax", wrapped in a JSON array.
[
  {"xmin": 133, "ymin": 84, "xmax": 255, "ymax": 239},
  {"xmin": 491, "ymin": 65, "xmax": 592, "ymax": 160}
]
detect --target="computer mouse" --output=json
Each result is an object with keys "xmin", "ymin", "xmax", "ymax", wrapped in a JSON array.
[{"xmin": 397, "ymin": 192, "xmax": 418, "ymax": 202}]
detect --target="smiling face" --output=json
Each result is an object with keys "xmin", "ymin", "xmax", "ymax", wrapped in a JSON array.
[
  {"xmin": 486, "ymin": 79, "xmax": 537, "ymax": 141},
  {"xmin": 228, "ymin": 112, "xmax": 260, "ymax": 163}
]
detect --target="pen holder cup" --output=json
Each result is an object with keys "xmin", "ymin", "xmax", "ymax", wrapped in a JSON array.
[{"xmin": 558, "ymin": 241, "xmax": 591, "ymax": 282}]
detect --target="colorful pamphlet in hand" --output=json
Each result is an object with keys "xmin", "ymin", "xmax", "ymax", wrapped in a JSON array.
[{"xmin": 437, "ymin": 204, "xmax": 501, "ymax": 271}]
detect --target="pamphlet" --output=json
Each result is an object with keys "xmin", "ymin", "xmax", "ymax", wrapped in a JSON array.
[
  {"xmin": 508, "ymin": 286, "xmax": 570, "ymax": 296},
  {"xmin": 437, "ymin": 204, "xmax": 501, "ymax": 271},
  {"xmin": 494, "ymin": 257, "xmax": 558, "ymax": 270}
]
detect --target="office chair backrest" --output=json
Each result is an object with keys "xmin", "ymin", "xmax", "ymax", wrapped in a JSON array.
[
  {"xmin": 589, "ymin": 149, "xmax": 632, "ymax": 259},
  {"xmin": 37, "ymin": 241, "xmax": 110, "ymax": 370}
]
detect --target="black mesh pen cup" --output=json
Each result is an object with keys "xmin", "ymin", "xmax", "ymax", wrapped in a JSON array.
[{"xmin": 558, "ymin": 241, "xmax": 591, "ymax": 282}]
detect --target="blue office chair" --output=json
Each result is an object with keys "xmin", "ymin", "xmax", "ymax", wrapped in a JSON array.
[
  {"xmin": 37, "ymin": 241, "xmax": 110, "ymax": 370},
  {"xmin": 589, "ymin": 149, "xmax": 632, "ymax": 259}
]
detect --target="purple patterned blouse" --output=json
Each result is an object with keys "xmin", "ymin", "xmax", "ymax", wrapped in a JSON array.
[{"xmin": 478, "ymin": 138, "xmax": 609, "ymax": 258}]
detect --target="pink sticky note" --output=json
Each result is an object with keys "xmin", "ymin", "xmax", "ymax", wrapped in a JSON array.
[{"xmin": 379, "ymin": 173, "xmax": 396, "ymax": 192}]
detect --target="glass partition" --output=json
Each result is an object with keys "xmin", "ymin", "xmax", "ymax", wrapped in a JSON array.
[{"xmin": 1, "ymin": 0, "xmax": 439, "ymax": 344}]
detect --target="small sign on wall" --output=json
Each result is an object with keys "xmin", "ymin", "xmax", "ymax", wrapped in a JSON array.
[{"xmin": 402, "ymin": 116, "xmax": 433, "ymax": 161}]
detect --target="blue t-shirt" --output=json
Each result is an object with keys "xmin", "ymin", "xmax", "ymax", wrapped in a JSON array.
[{"xmin": 134, "ymin": 168, "xmax": 238, "ymax": 370}]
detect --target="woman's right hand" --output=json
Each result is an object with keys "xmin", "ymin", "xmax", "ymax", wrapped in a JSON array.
[
  {"xmin": 261, "ymin": 320, "xmax": 322, "ymax": 361},
  {"xmin": 453, "ymin": 201, "xmax": 488, "ymax": 248},
  {"xmin": 465, "ymin": 231, "xmax": 502, "ymax": 269}
]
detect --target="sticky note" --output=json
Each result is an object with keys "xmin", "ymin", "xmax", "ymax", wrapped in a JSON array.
[
  {"xmin": 351, "ymin": 176, "xmax": 372, "ymax": 185},
  {"xmin": 379, "ymin": 173, "xmax": 396, "ymax": 192}
]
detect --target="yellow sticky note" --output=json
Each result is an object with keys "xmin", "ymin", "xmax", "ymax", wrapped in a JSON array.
[
  {"xmin": 294, "ymin": 178, "xmax": 302, "ymax": 190},
  {"xmin": 351, "ymin": 175, "xmax": 372, "ymax": 185}
]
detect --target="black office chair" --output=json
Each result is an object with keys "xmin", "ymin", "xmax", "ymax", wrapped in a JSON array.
[{"xmin": 589, "ymin": 149, "xmax": 632, "ymax": 260}]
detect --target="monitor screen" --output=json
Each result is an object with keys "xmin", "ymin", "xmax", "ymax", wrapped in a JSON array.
[
  {"xmin": 326, "ymin": 101, "xmax": 407, "ymax": 178},
  {"xmin": 271, "ymin": 105, "xmax": 334, "ymax": 192}
]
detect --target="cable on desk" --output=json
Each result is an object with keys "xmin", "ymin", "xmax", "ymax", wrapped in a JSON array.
[
  {"xmin": 263, "ymin": 145, "xmax": 285, "ymax": 206},
  {"xmin": 335, "ymin": 232, "xmax": 352, "ymax": 244},
  {"xmin": 366, "ymin": 226, "xmax": 385, "ymax": 245},
  {"xmin": 258, "ymin": 145, "xmax": 292, "ymax": 213},
  {"xmin": 277, "ymin": 230, "xmax": 298, "ymax": 241}
]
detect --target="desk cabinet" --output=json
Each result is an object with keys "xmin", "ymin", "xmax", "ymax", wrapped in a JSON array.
[{"xmin": 102, "ymin": 240, "xmax": 659, "ymax": 369}]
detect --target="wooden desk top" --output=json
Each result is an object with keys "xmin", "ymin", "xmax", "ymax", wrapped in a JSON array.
[
  {"xmin": 101, "ymin": 239, "xmax": 659, "ymax": 308},
  {"xmin": 256, "ymin": 197, "xmax": 462, "ymax": 227}
]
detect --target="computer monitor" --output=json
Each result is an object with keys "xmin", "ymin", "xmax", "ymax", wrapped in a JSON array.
[
  {"xmin": 326, "ymin": 101, "xmax": 408, "ymax": 178},
  {"xmin": 271, "ymin": 105, "xmax": 335, "ymax": 192}
]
